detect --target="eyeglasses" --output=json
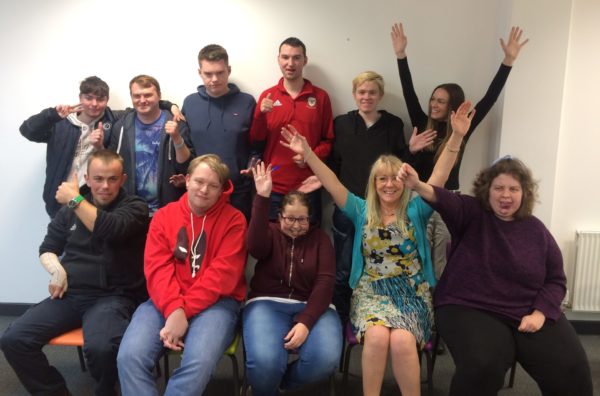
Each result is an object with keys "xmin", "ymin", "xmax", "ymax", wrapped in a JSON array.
[
  {"xmin": 280, "ymin": 216, "xmax": 309, "ymax": 225},
  {"xmin": 375, "ymin": 175, "xmax": 399, "ymax": 184}
]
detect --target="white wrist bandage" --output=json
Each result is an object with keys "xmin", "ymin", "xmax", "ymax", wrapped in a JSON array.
[{"xmin": 40, "ymin": 252, "xmax": 68, "ymax": 291}]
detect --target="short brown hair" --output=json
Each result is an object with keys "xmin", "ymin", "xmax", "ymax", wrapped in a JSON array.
[
  {"xmin": 80, "ymin": 76, "xmax": 109, "ymax": 98},
  {"xmin": 129, "ymin": 74, "xmax": 161, "ymax": 96},
  {"xmin": 472, "ymin": 156, "xmax": 538, "ymax": 219},
  {"xmin": 279, "ymin": 37, "xmax": 306, "ymax": 56},
  {"xmin": 87, "ymin": 149, "xmax": 124, "ymax": 174},
  {"xmin": 188, "ymin": 154, "xmax": 230, "ymax": 186},
  {"xmin": 198, "ymin": 44, "xmax": 229, "ymax": 65}
]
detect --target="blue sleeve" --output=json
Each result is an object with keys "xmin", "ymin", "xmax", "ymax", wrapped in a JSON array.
[{"xmin": 340, "ymin": 191, "xmax": 366, "ymax": 228}]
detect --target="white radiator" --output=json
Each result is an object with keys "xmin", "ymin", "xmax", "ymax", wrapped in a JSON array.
[{"xmin": 572, "ymin": 231, "xmax": 600, "ymax": 312}]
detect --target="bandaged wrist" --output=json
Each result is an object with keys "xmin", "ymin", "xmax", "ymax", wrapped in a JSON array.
[{"xmin": 40, "ymin": 252, "xmax": 68, "ymax": 289}]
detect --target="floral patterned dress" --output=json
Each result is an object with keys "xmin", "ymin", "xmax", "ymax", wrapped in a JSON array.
[{"xmin": 350, "ymin": 221, "xmax": 433, "ymax": 346}]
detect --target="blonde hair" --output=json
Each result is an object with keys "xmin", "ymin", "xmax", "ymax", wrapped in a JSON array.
[
  {"xmin": 352, "ymin": 71, "xmax": 385, "ymax": 95},
  {"xmin": 188, "ymin": 154, "xmax": 230, "ymax": 186},
  {"xmin": 364, "ymin": 155, "xmax": 411, "ymax": 233}
]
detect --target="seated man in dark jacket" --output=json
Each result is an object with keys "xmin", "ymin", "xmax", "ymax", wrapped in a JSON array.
[{"xmin": 0, "ymin": 150, "xmax": 149, "ymax": 396}]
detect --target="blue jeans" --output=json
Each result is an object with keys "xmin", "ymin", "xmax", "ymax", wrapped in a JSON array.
[
  {"xmin": 117, "ymin": 298, "xmax": 240, "ymax": 396},
  {"xmin": 242, "ymin": 300, "xmax": 342, "ymax": 396},
  {"xmin": 331, "ymin": 205, "xmax": 354, "ymax": 322}
]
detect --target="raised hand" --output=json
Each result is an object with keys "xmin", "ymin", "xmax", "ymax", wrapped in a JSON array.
[
  {"xmin": 89, "ymin": 121, "xmax": 104, "ymax": 150},
  {"xmin": 280, "ymin": 124, "xmax": 310, "ymax": 157},
  {"xmin": 260, "ymin": 93, "xmax": 273, "ymax": 113},
  {"xmin": 500, "ymin": 26, "xmax": 529, "ymax": 66},
  {"xmin": 390, "ymin": 22, "xmax": 408, "ymax": 58},
  {"xmin": 397, "ymin": 163, "xmax": 420, "ymax": 190},
  {"xmin": 297, "ymin": 175, "xmax": 322, "ymax": 193},
  {"xmin": 165, "ymin": 120, "xmax": 181, "ymax": 140},
  {"xmin": 171, "ymin": 105, "xmax": 186, "ymax": 122},
  {"xmin": 169, "ymin": 174, "xmax": 186, "ymax": 188},
  {"xmin": 450, "ymin": 101, "xmax": 475, "ymax": 138},
  {"xmin": 55, "ymin": 172, "xmax": 80, "ymax": 205},
  {"xmin": 55, "ymin": 104, "xmax": 83, "ymax": 118},
  {"xmin": 409, "ymin": 127, "xmax": 437, "ymax": 154},
  {"xmin": 240, "ymin": 157, "xmax": 259, "ymax": 178},
  {"xmin": 251, "ymin": 161, "xmax": 273, "ymax": 198}
]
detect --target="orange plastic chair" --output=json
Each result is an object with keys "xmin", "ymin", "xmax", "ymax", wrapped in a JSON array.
[{"xmin": 48, "ymin": 328, "xmax": 86, "ymax": 372}]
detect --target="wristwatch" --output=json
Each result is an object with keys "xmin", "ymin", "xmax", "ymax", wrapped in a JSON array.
[{"xmin": 67, "ymin": 194, "xmax": 84, "ymax": 209}]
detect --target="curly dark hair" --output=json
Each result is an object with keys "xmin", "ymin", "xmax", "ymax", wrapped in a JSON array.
[{"xmin": 471, "ymin": 156, "xmax": 538, "ymax": 219}]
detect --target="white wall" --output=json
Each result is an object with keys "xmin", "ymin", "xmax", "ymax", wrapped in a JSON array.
[
  {"xmin": 498, "ymin": 0, "xmax": 600, "ymax": 296},
  {"xmin": 551, "ymin": 0, "xmax": 600, "ymax": 292},
  {"xmin": 0, "ymin": 0, "xmax": 595, "ymax": 303}
]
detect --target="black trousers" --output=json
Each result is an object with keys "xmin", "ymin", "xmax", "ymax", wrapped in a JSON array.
[
  {"xmin": 435, "ymin": 304, "xmax": 593, "ymax": 396},
  {"xmin": 1, "ymin": 293, "xmax": 137, "ymax": 396},
  {"xmin": 331, "ymin": 205, "xmax": 354, "ymax": 323}
]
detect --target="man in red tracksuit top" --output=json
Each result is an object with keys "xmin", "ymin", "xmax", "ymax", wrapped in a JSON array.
[
  {"xmin": 249, "ymin": 37, "xmax": 334, "ymax": 223},
  {"xmin": 117, "ymin": 154, "xmax": 248, "ymax": 396}
]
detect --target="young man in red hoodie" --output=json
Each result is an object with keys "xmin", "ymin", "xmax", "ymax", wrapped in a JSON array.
[{"xmin": 117, "ymin": 154, "xmax": 248, "ymax": 395}]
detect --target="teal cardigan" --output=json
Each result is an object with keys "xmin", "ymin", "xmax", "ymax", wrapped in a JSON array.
[{"xmin": 341, "ymin": 191, "xmax": 436, "ymax": 289}]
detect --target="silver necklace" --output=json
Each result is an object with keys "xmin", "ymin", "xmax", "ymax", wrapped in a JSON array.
[{"xmin": 190, "ymin": 212, "xmax": 206, "ymax": 278}]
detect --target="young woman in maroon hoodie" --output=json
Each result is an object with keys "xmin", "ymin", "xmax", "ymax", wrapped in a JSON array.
[{"xmin": 242, "ymin": 161, "xmax": 342, "ymax": 396}]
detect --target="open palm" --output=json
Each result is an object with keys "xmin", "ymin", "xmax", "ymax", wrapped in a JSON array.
[
  {"xmin": 280, "ymin": 125, "xmax": 309, "ymax": 156},
  {"xmin": 450, "ymin": 101, "xmax": 475, "ymax": 138},
  {"xmin": 252, "ymin": 161, "xmax": 272, "ymax": 197}
]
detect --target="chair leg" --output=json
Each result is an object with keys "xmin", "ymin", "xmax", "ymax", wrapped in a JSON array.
[
  {"xmin": 425, "ymin": 349, "xmax": 434, "ymax": 394},
  {"xmin": 164, "ymin": 353, "xmax": 170, "ymax": 383},
  {"xmin": 240, "ymin": 376, "xmax": 248, "ymax": 396},
  {"xmin": 226, "ymin": 354, "xmax": 239, "ymax": 396},
  {"xmin": 430, "ymin": 332, "xmax": 440, "ymax": 372},
  {"xmin": 76, "ymin": 346, "xmax": 86, "ymax": 372},
  {"xmin": 507, "ymin": 359, "xmax": 517, "ymax": 388},
  {"xmin": 341, "ymin": 344, "xmax": 356, "ymax": 389},
  {"xmin": 329, "ymin": 371, "xmax": 336, "ymax": 396}
]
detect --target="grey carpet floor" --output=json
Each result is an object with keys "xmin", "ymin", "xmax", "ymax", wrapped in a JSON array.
[{"xmin": 0, "ymin": 315, "xmax": 598, "ymax": 395}]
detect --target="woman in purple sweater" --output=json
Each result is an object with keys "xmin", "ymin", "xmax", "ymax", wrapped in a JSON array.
[
  {"xmin": 242, "ymin": 161, "xmax": 342, "ymax": 396},
  {"xmin": 400, "ymin": 156, "xmax": 592, "ymax": 396}
]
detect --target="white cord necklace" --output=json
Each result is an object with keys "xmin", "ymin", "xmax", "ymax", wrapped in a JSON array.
[{"xmin": 190, "ymin": 212, "xmax": 206, "ymax": 278}]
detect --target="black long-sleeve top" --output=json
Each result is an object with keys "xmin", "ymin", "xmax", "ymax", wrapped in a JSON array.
[
  {"xmin": 40, "ymin": 189, "xmax": 149, "ymax": 300},
  {"xmin": 397, "ymin": 57, "xmax": 512, "ymax": 190},
  {"xmin": 330, "ymin": 110, "xmax": 410, "ymax": 198}
]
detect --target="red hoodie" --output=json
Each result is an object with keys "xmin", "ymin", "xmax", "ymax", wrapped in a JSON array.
[{"xmin": 144, "ymin": 180, "xmax": 247, "ymax": 319}]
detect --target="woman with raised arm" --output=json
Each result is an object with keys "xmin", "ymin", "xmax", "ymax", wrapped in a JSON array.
[
  {"xmin": 391, "ymin": 23, "xmax": 528, "ymax": 280},
  {"xmin": 399, "ymin": 157, "xmax": 593, "ymax": 396},
  {"xmin": 242, "ymin": 162, "xmax": 342, "ymax": 396},
  {"xmin": 329, "ymin": 70, "xmax": 435, "ymax": 326},
  {"xmin": 281, "ymin": 102, "xmax": 474, "ymax": 396}
]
